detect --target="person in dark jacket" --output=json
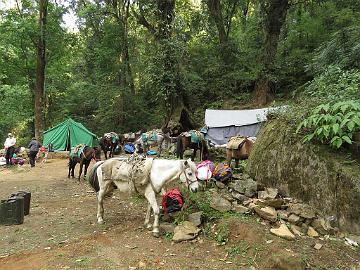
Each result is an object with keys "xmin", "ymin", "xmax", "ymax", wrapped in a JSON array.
[{"xmin": 28, "ymin": 137, "xmax": 42, "ymax": 167}]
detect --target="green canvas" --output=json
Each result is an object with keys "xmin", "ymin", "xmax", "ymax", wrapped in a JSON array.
[{"xmin": 43, "ymin": 118, "xmax": 98, "ymax": 151}]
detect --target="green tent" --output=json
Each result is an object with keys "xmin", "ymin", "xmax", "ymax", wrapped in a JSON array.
[{"xmin": 43, "ymin": 118, "xmax": 99, "ymax": 151}]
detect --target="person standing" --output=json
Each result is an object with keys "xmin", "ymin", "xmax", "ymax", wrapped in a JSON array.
[
  {"xmin": 28, "ymin": 137, "xmax": 42, "ymax": 167},
  {"xmin": 4, "ymin": 133, "xmax": 16, "ymax": 166}
]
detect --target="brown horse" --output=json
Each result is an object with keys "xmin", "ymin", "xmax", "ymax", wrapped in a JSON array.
[
  {"xmin": 176, "ymin": 133, "xmax": 209, "ymax": 161},
  {"xmin": 99, "ymin": 133, "xmax": 121, "ymax": 159},
  {"xmin": 226, "ymin": 137, "xmax": 254, "ymax": 168},
  {"xmin": 68, "ymin": 145, "xmax": 101, "ymax": 180}
]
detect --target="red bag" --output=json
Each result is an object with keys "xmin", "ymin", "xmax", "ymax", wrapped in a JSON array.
[{"xmin": 162, "ymin": 189, "xmax": 185, "ymax": 213}]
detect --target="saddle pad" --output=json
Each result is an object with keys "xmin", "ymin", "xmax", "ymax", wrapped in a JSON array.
[
  {"xmin": 190, "ymin": 130, "xmax": 203, "ymax": 144},
  {"xmin": 70, "ymin": 144, "xmax": 86, "ymax": 158},
  {"xmin": 226, "ymin": 136, "xmax": 246, "ymax": 150}
]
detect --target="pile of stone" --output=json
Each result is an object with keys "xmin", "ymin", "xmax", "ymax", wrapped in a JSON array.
[{"xmin": 209, "ymin": 173, "xmax": 339, "ymax": 241}]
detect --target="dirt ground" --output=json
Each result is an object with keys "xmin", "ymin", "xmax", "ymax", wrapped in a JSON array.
[{"xmin": 0, "ymin": 158, "xmax": 359, "ymax": 270}]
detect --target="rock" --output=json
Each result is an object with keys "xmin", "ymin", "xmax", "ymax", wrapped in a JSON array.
[
  {"xmin": 160, "ymin": 222, "xmax": 176, "ymax": 234},
  {"xmin": 311, "ymin": 218, "xmax": 332, "ymax": 235},
  {"xmin": 345, "ymin": 237, "xmax": 359, "ymax": 247},
  {"xmin": 307, "ymin": 226, "xmax": 319, "ymax": 238},
  {"xmin": 290, "ymin": 225, "xmax": 303, "ymax": 236},
  {"xmin": 288, "ymin": 203, "xmax": 316, "ymax": 219},
  {"xmin": 258, "ymin": 188, "xmax": 278, "ymax": 200},
  {"xmin": 314, "ymin": 243, "xmax": 323, "ymax": 250},
  {"xmin": 215, "ymin": 181, "xmax": 226, "ymax": 189},
  {"xmin": 220, "ymin": 192, "xmax": 236, "ymax": 202},
  {"xmin": 288, "ymin": 214, "xmax": 301, "ymax": 225},
  {"xmin": 231, "ymin": 192, "xmax": 250, "ymax": 203},
  {"xmin": 210, "ymin": 192, "xmax": 232, "ymax": 212},
  {"xmin": 254, "ymin": 206, "xmax": 277, "ymax": 222},
  {"xmin": 187, "ymin": 212, "xmax": 203, "ymax": 227},
  {"xmin": 172, "ymin": 221, "xmax": 201, "ymax": 243},
  {"xmin": 270, "ymin": 224, "xmax": 296, "ymax": 240},
  {"xmin": 264, "ymin": 199, "xmax": 284, "ymax": 209},
  {"xmin": 138, "ymin": 261, "xmax": 146, "ymax": 268},
  {"xmin": 231, "ymin": 179, "xmax": 258, "ymax": 197},
  {"xmin": 278, "ymin": 210, "xmax": 290, "ymax": 220},
  {"xmin": 233, "ymin": 204, "xmax": 250, "ymax": 214},
  {"xmin": 248, "ymin": 202, "xmax": 259, "ymax": 210},
  {"xmin": 183, "ymin": 149, "xmax": 194, "ymax": 157},
  {"xmin": 270, "ymin": 252, "xmax": 305, "ymax": 270}
]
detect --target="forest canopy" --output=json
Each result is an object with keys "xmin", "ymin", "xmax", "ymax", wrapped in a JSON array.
[{"xmin": 0, "ymin": 0, "xmax": 359, "ymax": 145}]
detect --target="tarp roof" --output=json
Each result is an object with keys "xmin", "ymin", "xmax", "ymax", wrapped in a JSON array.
[
  {"xmin": 205, "ymin": 107, "xmax": 284, "ymax": 128},
  {"xmin": 43, "ymin": 118, "xmax": 98, "ymax": 151}
]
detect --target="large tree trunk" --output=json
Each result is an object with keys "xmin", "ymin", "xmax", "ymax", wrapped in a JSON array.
[
  {"xmin": 34, "ymin": 0, "xmax": 48, "ymax": 140},
  {"xmin": 136, "ymin": 0, "xmax": 186, "ymax": 127},
  {"xmin": 254, "ymin": 0, "xmax": 289, "ymax": 105},
  {"xmin": 206, "ymin": 0, "xmax": 231, "ymax": 65},
  {"xmin": 113, "ymin": 0, "xmax": 135, "ymax": 94},
  {"xmin": 156, "ymin": 0, "xmax": 181, "ymax": 124}
]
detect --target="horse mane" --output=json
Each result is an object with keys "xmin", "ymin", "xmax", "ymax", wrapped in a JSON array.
[{"xmin": 88, "ymin": 161, "xmax": 104, "ymax": 192}]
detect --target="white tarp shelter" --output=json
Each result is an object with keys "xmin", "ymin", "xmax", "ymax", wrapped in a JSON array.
[{"xmin": 204, "ymin": 107, "xmax": 284, "ymax": 145}]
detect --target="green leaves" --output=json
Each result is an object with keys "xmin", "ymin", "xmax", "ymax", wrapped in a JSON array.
[{"xmin": 297, "ymin": 101, "xmax": 360, "ymax": 148}]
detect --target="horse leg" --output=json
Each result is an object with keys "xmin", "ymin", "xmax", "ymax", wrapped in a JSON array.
[
  {"xmin": 71, "ymin": 161, "xmax": 75, "ymax": 178},
  {"xmin": 144, "ymin": 186, "xmax": 160, "ymax": 237},
  {"xmin": 144, "ymin": 204, "xmax": 152, "ymax": 230},
  {"xmin": 78, "ymin": 161, "xmax": 83, "ymax": 181},
  {"xmin": 96, "ymin": 170, "xmax": 112, "ymax": 224},
  {"xmin": 191, "ymin": 149, "xmax": 196, "ymax": 161},
  {"xmin": 68, "ymin": 159, "xmax": 71, "ymax": 178},
  {"xmin": 84, "ymin": 161, "xmax": 90, "ymax": 179}
]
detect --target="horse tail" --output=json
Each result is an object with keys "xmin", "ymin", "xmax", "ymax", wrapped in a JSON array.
[
  {"xmin": 176, "ymin": 135, "xmax": 183, "ymax": 159},
  {"xmin": 88, "ymin": 161, "xmax": 104, "ymax": 192}
]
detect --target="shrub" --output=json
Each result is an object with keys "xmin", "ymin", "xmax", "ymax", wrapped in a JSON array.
[{"xmin": 296, "ymin": 100, "xmax": 360, "ymax": 148}]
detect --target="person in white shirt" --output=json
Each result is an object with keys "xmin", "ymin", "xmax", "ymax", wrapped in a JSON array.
[{"xmin": 4, "ymin": 133, "xmax": 16, "ymax": 165}]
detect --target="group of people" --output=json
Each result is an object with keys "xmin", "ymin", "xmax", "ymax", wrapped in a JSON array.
[{"xmin": 3, "ymin": 133, "xmax": 43, "ymax": 168}]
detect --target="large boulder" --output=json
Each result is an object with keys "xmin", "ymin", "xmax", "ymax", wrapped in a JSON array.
[{"xmin": 247, "ymin": 120, "xmax": 360, "ymax": 234}]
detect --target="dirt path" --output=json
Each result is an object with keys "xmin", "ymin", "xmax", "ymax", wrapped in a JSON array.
[{"xmin": 0, "ymin": 160, "xmax": 359, "ymax": 270}]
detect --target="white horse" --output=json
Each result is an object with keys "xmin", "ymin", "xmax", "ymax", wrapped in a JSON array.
[
  {"xmin": 88, "ymin": 156, "xmax": 198, "ymax": 237},
  {"xmin": 134, "ymin": 129, "xmax": 171, "ymax": 155}
]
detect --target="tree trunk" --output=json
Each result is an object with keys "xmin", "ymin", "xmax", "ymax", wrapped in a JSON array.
[
  {"xmin": 206, "ymin": 0, "xmax": 232, "ymax": 65},
  {"xmin": 254, "ymin": 0, "xmax": 289, "ymax": 105},
  {"xmin": 34, "ymin": 0, "xmax": 48, "ymax": 140}
]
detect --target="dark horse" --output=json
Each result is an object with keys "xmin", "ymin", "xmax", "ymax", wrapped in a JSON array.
[
  {"xmin": 68, "ymin": 146, "xmax": 101, "ymax": 180},
  {"xmin": 176, "ymin": 134, "xmax": 209, "ymax": 161},
  {"xmin": 99, "ymin": 134, "xmax": 120, "ymax": 159}
]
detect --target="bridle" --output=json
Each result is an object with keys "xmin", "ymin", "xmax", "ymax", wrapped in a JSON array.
[{"xmin": 181, "ymin": 162, "xmax": 197, "ymax": 189}]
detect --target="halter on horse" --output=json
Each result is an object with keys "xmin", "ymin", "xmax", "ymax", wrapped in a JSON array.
[
  {"xmin": 68, "ymin": 145, "xmax": 101, "ymax": 180},
  {"xmin": 88, "ymin": 157, "xmax": 198, "ymax": 237}
]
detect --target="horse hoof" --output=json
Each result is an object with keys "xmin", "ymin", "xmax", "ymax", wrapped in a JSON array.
[
  {"xmin": 97, "ymin": 219, "xmax": 104, "ymax": 225},
  {"xmin": 144, "ymin": 224, "xmax": 152, "ymax": 230},
  {"xmin": 152, "ymin": 231, "xmax": 160, "ymax": 238}
]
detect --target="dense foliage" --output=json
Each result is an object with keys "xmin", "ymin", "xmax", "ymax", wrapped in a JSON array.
[{"xmin": 0, "ymin": 0, "xmax": 359, "ymax": 149}]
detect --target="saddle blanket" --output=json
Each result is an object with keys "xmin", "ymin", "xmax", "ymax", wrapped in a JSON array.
[
  {"xmin": 181, "ymin": 130, "xmax": 204, "ymax": 144},
  {"xmin": 226, "ymin": 136, "xmax": 246, "ymax": 150},
  {"xmin": 101, "ymin": 154, "xmax": 153, "ymax": 193},
  {"xmin": 70, "ymin": 144, "xmax": 86, "ymax": 158},
  {"xmin": 141, "ymin": 130, "xmax": 159, "ymax": 143},
  {"xmin": 105, "ymin": 132, "xmax": 119, "ymax": 143}
]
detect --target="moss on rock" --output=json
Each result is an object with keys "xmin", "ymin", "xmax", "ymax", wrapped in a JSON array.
[{"xmin": 247, "ymin": 120, "xmax": 360, "ymax": 234}]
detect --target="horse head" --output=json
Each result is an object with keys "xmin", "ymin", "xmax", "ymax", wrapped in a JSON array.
[
  {"xmin": 180, "ymin": 159, "xmax": 198, "ymax": 193},
  {"xmin": 92, "ymin": 147, "xmax": 102, "ymax": 162}
]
